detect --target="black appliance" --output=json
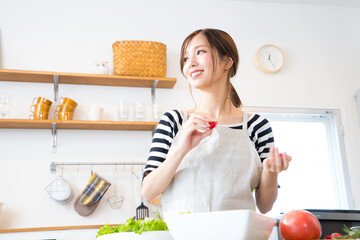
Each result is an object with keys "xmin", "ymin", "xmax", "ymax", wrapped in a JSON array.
[{"xmin": 276, "ymin": 209, "xmax": 360, "ymax": 239}]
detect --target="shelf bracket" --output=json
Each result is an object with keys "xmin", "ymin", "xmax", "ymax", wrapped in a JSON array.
[
  {"xmin": 51, "ymin": 123, "xmax": 57, "ymax": 153},
  {"xmin": 152, "ymin": 126, "xmax": 157, "ymax": 137},
  {"xmin": 151, "ymin": 80, "xmax": 159, "ymax": 104},
  {"xmin": 53, "ymin": 75, "xmax": 59, "ymax": 102}
]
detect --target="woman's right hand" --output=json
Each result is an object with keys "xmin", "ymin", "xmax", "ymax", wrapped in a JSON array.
[
  {"xmin": 142, "ymin": 112, "xmax": 212, "ymax": 202},
  {"xmin": 176, "ymin": 112, "xmax": 213, "ymax": 154}
]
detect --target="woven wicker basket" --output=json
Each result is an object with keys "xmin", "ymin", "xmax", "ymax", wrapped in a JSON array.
[{"xmin": 112, "ymin": 41, "xmax": 167, "ymax": 78}]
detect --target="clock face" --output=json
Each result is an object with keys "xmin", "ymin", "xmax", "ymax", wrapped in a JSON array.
[{"xmin": 255, "ymin": 44, "xmax": 284, "ymax": 73}]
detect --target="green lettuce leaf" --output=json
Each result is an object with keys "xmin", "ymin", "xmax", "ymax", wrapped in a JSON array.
[{"xmin": 96, "ymin": 218, "xmax": 168, "ymax": 238}]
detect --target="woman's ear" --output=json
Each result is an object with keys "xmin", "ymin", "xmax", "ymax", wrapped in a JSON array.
[{"xmin": 224, "ymin": 57, "xmax": 234, "ymax": 71}]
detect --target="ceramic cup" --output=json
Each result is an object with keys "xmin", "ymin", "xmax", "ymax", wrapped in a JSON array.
[
  {"xmin": 84, "ymin": 105, "xmax": 103, "ymax": 121},
  {"xmin": 56, "ymin": 104, "xmax": 75, "ymax": 113},
  {"xmin": 56, "ymin": 111, "xmax": 73, "ymax": 120},
  {"xmin": 32, "ymin": 97, "xmax": 52, "ymax": 106},
  {"xmin": 29, "ymin": 111, "xmax": 49, "ymax": 120},
  {"xmin": 30, "ymin": 103, "xmax": 51, "ymax": 113},
  {"xmin": 59, "ymin": 97, "xmax": 78, "ymax": 108}
]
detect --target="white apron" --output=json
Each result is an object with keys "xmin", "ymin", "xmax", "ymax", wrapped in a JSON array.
[{"xmin": 162, "ymin": 111, "xmax": 263, "ymax": 214}]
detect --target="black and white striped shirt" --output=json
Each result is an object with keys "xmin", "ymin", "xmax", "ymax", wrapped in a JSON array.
[{"xmin": 144, "ymin": 110, "xmax": 275, "ymax": 177}]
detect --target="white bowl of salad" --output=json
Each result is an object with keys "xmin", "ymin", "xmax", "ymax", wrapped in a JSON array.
[
  {"xmin": 96, "ymin": 218, "xmax": 173, "ymax": 240},
  {"xmin": 164, "ymin": 209, "xmax": 275, "ymax": 240}
]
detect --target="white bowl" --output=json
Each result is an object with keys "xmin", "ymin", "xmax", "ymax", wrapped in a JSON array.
[
  {"xmin": 97, "ymin": 231, "xmax": 174, "ymax": 240},
  {"xmin": 165, "ymin": 210, "xmax": 275, "ymax": 240}
]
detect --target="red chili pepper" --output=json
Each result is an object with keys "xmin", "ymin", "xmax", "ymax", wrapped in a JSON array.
[
  {"xmin": 331, "ymin": 233, "xmax": 343, "ymax": 239},
  {"xmin": 325, "ymin": 233, "xmax": 343, "ymax": 239}
]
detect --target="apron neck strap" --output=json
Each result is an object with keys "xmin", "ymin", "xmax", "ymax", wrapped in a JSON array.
[
  {"xmin": 183, "ymin": 110, "xmax": 189, "ymax": 121},
  {"xmin": 242, "ymin": 111, "xmax": 248, "ymax": 130},
  {"xmin": 184, "ymin": 110, "xmax": 248, "ymax": 128}
]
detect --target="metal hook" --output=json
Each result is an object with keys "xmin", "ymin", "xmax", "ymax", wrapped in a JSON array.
[
  {"xmin": 50, "ymin": 162, "xmax": 57, "ymax": 173},
  {"xmin": 113, "ymin": 164, "xmax": 118, "ymax": 195},
  {"xmin": 60, "ymin": 164, "xmax": 64, "ymax": 177},
  {"xmin": 51, "ymin": 123, "xmax": 57, "ymax": 153},
  {"xmin": 131, "ymin": 163, "xmax": 139, "ymax": 179}
]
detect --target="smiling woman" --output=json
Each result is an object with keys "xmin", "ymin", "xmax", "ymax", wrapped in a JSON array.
[{"xmin": 142, "ymin": 29, "xmax": 292, "ymax": 216}]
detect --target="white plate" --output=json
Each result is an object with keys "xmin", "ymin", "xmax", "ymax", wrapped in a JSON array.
[
  {"xmin": 165, "ymin": 209, "xmax": 275, "ymax": 240},
  {"xmin": 97, "ymin": 231, "xmax": 173, "ymax": 240}
]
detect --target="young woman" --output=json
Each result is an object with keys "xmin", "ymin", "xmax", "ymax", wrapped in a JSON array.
[{"xmin": 142, "ymin": 29, "xmax": 291, "ymax": 214}]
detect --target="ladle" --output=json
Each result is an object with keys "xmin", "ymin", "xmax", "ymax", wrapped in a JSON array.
[{"xmin": 107, "ymin": 165, "xmax": 124, "ymax": 209}]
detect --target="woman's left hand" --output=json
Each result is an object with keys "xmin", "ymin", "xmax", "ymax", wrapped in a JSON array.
[{"xmin": 263, "ymin": 147, "xmax": 292, "ymax": 174}]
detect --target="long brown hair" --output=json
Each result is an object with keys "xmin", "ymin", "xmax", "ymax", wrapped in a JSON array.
[{"xmin": 180, "ymin": 28, "xmax": 242, "ymax": 108}]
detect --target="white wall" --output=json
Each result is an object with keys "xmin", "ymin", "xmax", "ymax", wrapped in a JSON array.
[{"xmin": 0, "ymin": 0, "xmax": 359, "ymax": 235}]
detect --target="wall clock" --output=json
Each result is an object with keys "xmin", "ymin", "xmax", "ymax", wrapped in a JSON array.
[{"xmin": 255, "ymin": 44, "xmax": 284, "ymax": 74}]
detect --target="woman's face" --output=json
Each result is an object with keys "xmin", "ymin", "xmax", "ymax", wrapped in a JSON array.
[{"xmin": 183, "ymin": 34, "xmax": 226, "ymax": 90}]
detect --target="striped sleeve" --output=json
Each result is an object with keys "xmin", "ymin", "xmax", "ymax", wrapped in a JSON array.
[
  {"xmin": 247, "ymin": 114, "xmax": 275, "ymax": 162},
  {"xmin": 143, "ymin": 110, "xmax": 183, "ymax": 178}
]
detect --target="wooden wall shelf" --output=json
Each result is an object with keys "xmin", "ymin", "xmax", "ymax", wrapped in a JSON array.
[
  {"xmin": 0, "ymin": 119, "xmax": 158, "ymax": 131},
  {"xmin": 0, "ymin": 68, "xmax": 169, "ymax": 150},
  {"xmin": 0, "ymin": 68, "xmax": 174, "ymax": 132},
  {"xmin": 0, "ymin": 69, "xmax": 177, "ymax": 88},
  {"xmin": 0, "ymin": 224, "xmax": 119, "ymax": 233}
]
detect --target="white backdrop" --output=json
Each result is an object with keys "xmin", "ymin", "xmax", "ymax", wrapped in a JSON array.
[{"xmin": 0, "ymin": 0, "xmax": 359, "ymax": 235}]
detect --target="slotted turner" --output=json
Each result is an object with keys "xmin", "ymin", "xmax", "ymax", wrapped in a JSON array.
[
  {"xmin": 136, "ymin": 197, "xmax": 149, "ymax": 220},
  {"xmin": 136, "ymin": 168, "xmax": 149, "ymax": 220}
]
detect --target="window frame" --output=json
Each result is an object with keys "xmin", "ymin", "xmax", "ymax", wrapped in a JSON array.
[{"xmin": 243, "ymin": 106, "xmax": 354, "ymax": 209}]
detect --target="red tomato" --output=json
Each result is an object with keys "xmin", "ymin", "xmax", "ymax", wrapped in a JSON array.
[
  {"xmin": 279, "ymin": 210, "xmax": 322, "ymax": 240},
  {"xmin": 208, "ymin": 121, "xmax": 217, "ymax": 129}
]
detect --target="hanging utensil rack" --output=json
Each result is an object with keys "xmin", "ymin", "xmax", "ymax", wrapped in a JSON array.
[{"xmin": 50, "ymin": 161, "xmax": 146, "ymax": 174}]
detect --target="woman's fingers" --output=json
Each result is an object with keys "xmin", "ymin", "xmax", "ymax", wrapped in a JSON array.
[
  {"xmin": 264, "ymin": 158, "xmax": 272, "ymax": 169},
  {"xmin": 275, "ymin": 148, "xmax": 283, "ymax": 173},
  {"xmin": 282, "ymin": 152, "xmax": 292, "ymax": 170},
  {"xmin": 266, "ymin": 147, "xmax": 292, "ymax": 173},
  {"xmin": 188, "ymin": 114, "xmax": 210, "ymax": 127}
]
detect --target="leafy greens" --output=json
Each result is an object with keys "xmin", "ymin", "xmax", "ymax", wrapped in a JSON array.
[{"xmin": 96, "ymin": 217, "xmax": 168, "ymax": 238}]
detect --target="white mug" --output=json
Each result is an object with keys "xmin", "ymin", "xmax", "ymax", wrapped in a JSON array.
[{"xmin": 84, "ymin": 105, "xmax": 104, "ymax": 121}]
